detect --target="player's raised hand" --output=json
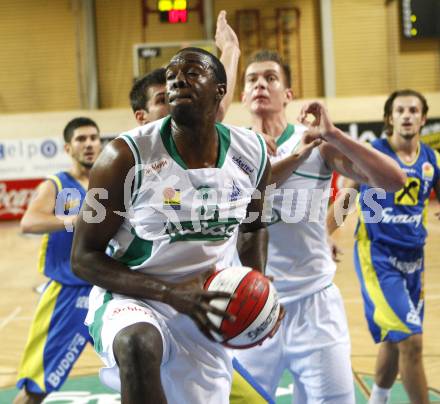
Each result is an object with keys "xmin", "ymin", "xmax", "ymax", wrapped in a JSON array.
[
  {"xmin": 298, "ymin": 101, "xmax": 337, "ymax": 141},
  {"xmin": 296, "ymin": 130, "xmax": 323, "ymax": 159},
  {"xmin": 215, "ymin": 10, "xmax": 239, "ymax": 51}
]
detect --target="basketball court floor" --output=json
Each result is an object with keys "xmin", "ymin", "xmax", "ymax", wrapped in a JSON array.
[{"xmin": 1, "ymin": 202, "xmax": 439, "ymax": 403}]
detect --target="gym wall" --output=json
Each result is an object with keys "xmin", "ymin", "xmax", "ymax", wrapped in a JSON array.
[{"xmin": 0, "ymin": 0, "xmax": 439, "ymax": 113}]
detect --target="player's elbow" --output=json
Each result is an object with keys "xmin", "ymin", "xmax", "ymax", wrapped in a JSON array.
[{"xmin": 20, "ymin": 215, "xmax": 36, "ymax": 234}]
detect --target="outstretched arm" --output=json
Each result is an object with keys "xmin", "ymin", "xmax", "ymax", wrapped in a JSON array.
[
  {"xmin": 298, "ymin": 102, "xmax": 407, "ymax": 192},
  {"xmin": 216, "ymin": 10, "xmax": 240, "ymax": 122}
]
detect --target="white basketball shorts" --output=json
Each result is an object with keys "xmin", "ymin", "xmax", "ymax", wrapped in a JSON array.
[{"xmin": 87, "ymin": 290, "xmax": 233, "ymax": 404}]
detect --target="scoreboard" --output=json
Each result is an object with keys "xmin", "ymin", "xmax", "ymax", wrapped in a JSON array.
[{"xmin": 158, "ymin": 0, "xmax": 188, "ymax": 23}]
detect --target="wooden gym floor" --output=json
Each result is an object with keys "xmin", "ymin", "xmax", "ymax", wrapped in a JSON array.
[{"xmin": 0, "ymin": 202, "xmax": 439, "ymax": 399}]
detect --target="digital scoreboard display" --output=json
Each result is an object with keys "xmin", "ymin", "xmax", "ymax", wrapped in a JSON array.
[
  {"xmin": 157, "ymin": 0, "xmax": 188, "ymax": 23},
  {"xmin": 401, "ymin": 0, "xmax": 440, "ymax": 38}
]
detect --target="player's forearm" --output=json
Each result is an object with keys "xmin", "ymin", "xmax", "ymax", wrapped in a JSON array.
[
  {"xmin": 20, "ymin": 212, "xmax": 75, "ymax": 234},
  {"xmin": 326, "ymin": 190, "xmax": 356, "ymax": 235},
  {"xmin": 326, "ymin": 202, "xmax": 339, "ymax": 236},
  {"xmin": 217, "ymin": 45, "xmax": 240, "ymax": 122},
  {"xmin": 237, "ymin": 226, "xmax": 268, "ymax": 273},
  {"xmin": 271, "ymin": 153, "xmax": 307, "ymax": 186},
  {"xmin": 71, "ymin": 248, "xmax": 173, "ymax": 302},
  {"xmin": 328, "ymin": 128, "xmax": 406, "ymax": 191}
]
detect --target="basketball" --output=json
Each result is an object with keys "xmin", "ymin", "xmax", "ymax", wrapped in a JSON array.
[{"xmin": 204, "ymin": 266, "xmax": 280, "ymax": 349}]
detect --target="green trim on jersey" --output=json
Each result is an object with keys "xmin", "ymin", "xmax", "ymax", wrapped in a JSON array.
[
  {"xmin": 116, "ymin": 235, "xmax": 153, "ymax": 266},
  {"xmin": 215, "ymin": 121, "xmax": 232, "ymax": 168},
  {"xmin": 121, "ymin": 134, "xmax": 143, "ymax": 204},
  {"xmin": 275, "ymin": 124, "xmax": 295, "ymax": 147},
  {"xmin": 160, "ymin": 116, "xmax": 187, "ymax": 169},
  {"xmin": 89, "ymin": 291, "xmax": 113, "ymax": 354},
  {"xmin": 293, "ymin": 171, "xmax": 332, "ymax": 180},
  {"xmin": 160, "ymin": 116, "xmax": 231, "ymax": 169},
  {"xmin": 256, "ymin": 133, "xmax": 268, "ymax": 185}
]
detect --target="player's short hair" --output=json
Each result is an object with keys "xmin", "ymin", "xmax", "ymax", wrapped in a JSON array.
[
  {"xmin": 130, "ymin": 68, "xmax": 166, "ymax": 112},
  {"xmin": 245, "ymin": 50, "xmax": 292, "ymax": 88},
  {"xmin": 63, "ymin": 117, "xmax": 99, "ymax": 143},
  {"xmin": 383, "ymin": 89, "xmax": 429, "ymax": 135},
  {"xmin": 174, "ymin": 47, "xmax": 227, "ymax": 87}
]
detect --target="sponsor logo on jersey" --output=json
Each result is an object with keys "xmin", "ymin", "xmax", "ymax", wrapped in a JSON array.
[
  {"xmin": 229, "ymin": 180, "xmax": 241, "ymax": 201},
  {"xmin": 163, "ymin": 187, "xmax": 181, "ymax": 210},
  {"xmin": 388, "ymin": 256, "xmax": 423, "ymax": 274},
  {"xmin": 110, "ymin": 304, "xmax": 153, "ymax": 318},
  {"xmin": 64, "ymin": 198, "xmax": 81, "ymax": 212},
  {"xmin": 394, "ymin": 177, "xmax": 420, "ymax": 206},
  {"xmin": 144, "ymin": 158, "xmax": 169, "ymax": 177},
  {"xmin": 166, "ymin": 217, "xmax": 239, "ymax": 242},
  {"xmin": 422, "ymin": 162, "xmax": 434, "ymax": 180},
  {"xmin": 232, "ymin": 155, "xmax": 254, "ymax": 176},
  {"xmin": 381, "ymin": 207, "xmax": 422, "ymax": 227},
  {"xmin": 402, "ymin": 167, "xmax": 417, "ymax": 175}
]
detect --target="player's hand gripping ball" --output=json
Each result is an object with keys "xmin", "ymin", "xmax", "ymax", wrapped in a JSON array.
[{"xmin": 204, "ymin": 266, "xmax": 280, "ymax": 348}]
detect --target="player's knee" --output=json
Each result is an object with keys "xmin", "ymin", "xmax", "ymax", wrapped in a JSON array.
[
  {"xmin": 113, "ymin": 323, "xmax": 163, "ymax": 369},
  {"xmin": 398, "ymin": 334, "xmax": 423, "ymax": 359}
]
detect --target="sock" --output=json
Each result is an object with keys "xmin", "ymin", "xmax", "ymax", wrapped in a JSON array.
[{"xmin": 368, "ymin": 384, "xmax": 391, "ymax": 404}]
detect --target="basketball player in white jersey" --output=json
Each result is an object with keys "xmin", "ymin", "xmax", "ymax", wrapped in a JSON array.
[
  {"xmin": 127, "ymin": 17, "xmax": 278, "ymax": 403},
  {"xmin": 233, "ymin": 50, "xmax": 406, "ymax": 403},
  {"xmin": 71, "ymin": 48, "xmax": 276, "ymax": 404}
]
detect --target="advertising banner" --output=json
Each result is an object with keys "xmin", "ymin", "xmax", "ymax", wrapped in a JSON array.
[
  {"xmin": 0, "ymin": 137, "xmax": 70, "ymax": 180},
  {"xmin": 0, "ymin": 178, "xmax": 42, "ymax": 220}
]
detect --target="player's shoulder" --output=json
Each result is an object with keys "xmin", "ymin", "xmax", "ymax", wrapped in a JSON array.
[
  {"xmin": 45, "ymin": 171, "xmax": 70, "ymax": 191},
  {"xmin": 218, "ymin": 122, "xmax": 266, "ymax": 152},
  {"xmin": 420, "ymin": 142, "xmax": 440, "ymax": 167},
  {"xmin": 115, "ymin": 117, "xmax": 169, "ymax": 160},
  {"xmin": 219, "ymin": 122, "xmax": 268, "ymax": 182},
  {"xmin": 217, "ymin": 121, "xmax": 257, "ymax": 138}
]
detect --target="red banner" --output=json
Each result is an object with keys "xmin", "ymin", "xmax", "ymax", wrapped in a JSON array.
[{"xmin": 0, "ymin": 179, "xmax": 43, "ymax": 220}]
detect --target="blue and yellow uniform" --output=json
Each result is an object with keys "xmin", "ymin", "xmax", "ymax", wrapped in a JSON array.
[
  {"xmin": 17, "ymin": 172, "xmax": 93, "ymax": 394},
  {"xmin": 354, "ymin": 138, "xmax": 440, "ymax": 343}
]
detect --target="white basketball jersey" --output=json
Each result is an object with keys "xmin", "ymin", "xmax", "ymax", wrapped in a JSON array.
[
  {"xmin": 267, "ymin": 124, "xmax": 335, "ymax": 302},
  {"xmin": 106, "ymin": 116, "xmax": 267, "ymax": 283}
]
